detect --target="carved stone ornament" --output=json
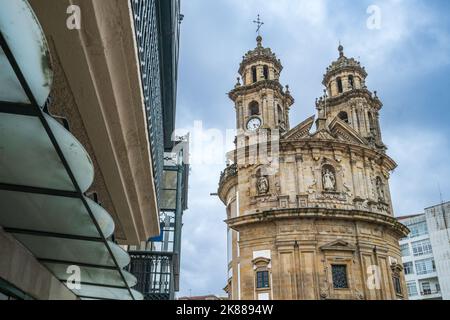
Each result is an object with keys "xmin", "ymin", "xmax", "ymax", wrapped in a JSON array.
[
  {"xmin": 257, "ymin": 176, "xmax": 270, "ymax": 195},
  {"xmin": 323, "ymin": 169, "xmax": 336, "ymax": 191},
  {"xmin": 376, "ymin": 177, "xmax": 385, "ymax": 201}
]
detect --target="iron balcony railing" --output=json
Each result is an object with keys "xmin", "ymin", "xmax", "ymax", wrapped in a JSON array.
[
  {"xmin": 128, "ymin": 251, "xmax": 176, "ymax": 300},
  {"xmin": 421, "ymin": 289, "xmax": 441, "ymax": 296},
  {"xmin": 130, "ymin": 0, "xmax": 164, "ymax": 202}
]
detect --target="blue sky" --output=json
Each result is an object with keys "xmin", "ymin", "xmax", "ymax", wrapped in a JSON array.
[{"xmin": 175, "ymin": 0, "xmax": 450, "ymax": 297}]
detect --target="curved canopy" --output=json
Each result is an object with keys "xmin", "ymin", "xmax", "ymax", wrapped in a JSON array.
[
  {"xmin": 0, "ymin": 0, "xmax": 142, "ymax": 300},
  {"xmin": 0, "ymin": 0, "xmax": 53, "ymax": 106}
]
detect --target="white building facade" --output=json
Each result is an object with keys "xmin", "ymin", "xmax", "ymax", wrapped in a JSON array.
[
  {"xmin": 424, "ymin": 201, "xmax": 450, "ymax": 300},
  {"xmin": 398, "ymin": 213, "xmax": 442, "ymax": 300}
]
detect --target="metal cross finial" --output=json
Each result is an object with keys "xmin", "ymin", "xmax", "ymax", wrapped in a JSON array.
[{"xmin": 253, "ymin": 14, "xmax": 264, "ymax": 35}]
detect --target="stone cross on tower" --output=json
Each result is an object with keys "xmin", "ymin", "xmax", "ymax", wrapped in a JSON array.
[{"xmin": 253, "ymin": 14, "xmax": 264, "ymax": 35}]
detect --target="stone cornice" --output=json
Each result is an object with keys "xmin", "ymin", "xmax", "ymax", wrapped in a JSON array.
[
  {"xmin": 316, "ymin": 88, "xmax": 382, "ymax": 111},
  {"xmin": 229, "ymin": 80, "xmax": 294, "ymax": 105},
  {"xmin": 280, "ymin": 137, "xmax": 397, "ymax": 171},
  {"xmin": 323, "ymin": 54, "xmax": 367, "ymax": 85},
  {"xmin": 226, "ymin": 208, "xmax": 409, "ymax": 238},
  {"xmin": 238, "ymin": 40, "xmax": 283, "ymax": 75},
  {"xmin": 218, "ymin": 165, "xmax": 238, "ymax": 204}
]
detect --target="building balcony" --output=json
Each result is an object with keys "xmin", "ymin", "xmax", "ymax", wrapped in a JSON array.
[
  {"xmin": 127, "ymin": 251, "xmax": 178, "ymax": 300},
  {"xmin": 28, "ymin": 0, "xmax": 163, "ymax": 243}
]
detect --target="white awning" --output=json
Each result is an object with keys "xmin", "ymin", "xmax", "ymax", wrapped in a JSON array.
[{"xmin": 0, "ymin": 0, "xmax": 142, "ymax": 300}]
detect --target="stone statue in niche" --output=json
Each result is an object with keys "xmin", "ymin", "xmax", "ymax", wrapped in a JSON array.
[
  {"xmin": 376, "ymin": 177, "xmax": 385, "ymax": 201},
  {"xmin": 257, "ymin": 176, "xmax": 269, "ymax": 195},
  {"xmin": 322, "ymin": 168, "xmax": 336, "ymax": 191}
]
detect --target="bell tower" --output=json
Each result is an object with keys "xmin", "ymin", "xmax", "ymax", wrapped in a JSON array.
[
  {"xmin": 318, "ymin": 45, "xmax": 386, "ymax": 150},
  {"xmin": 219, "ymin": 38, "xmax": 409, "ymax": 301},
  {"xmin": 229, "ymin": 36, "xmax": 294, "ymax": 134}
]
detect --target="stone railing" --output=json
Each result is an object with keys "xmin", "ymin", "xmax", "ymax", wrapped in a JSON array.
[{"xmin": 219, "ymin": 163, "xmax": 238, "ymax": 186}]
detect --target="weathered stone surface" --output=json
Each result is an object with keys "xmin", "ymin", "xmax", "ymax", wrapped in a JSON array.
[{"xmin": 219, "ymin": 40, "xmax": 408, "ymax": 300}]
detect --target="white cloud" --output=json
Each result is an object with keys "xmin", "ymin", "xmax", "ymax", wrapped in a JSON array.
[{"xmin": 386, "ymin": 125, "xmax": 450, "ymax": 216}]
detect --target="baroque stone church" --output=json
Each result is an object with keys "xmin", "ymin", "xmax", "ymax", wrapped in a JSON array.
[{"xmin": 218, "ymin": 36, "xmax": 409, "ymax": 300}]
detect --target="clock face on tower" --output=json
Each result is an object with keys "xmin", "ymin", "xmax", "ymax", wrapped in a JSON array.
[{"xmin": 246, "ymin": 117, "xmax": 262, "ymax": 131}]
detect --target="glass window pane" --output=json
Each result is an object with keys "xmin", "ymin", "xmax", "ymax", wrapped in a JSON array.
[
  {"xmin": 44, "ymin": 262, "xmax": 136, "ymax": 288},
  {"xmin": 0, "ymin": 113, "xmax": 75, "ymax": 191},
  {"xmin": 163, "ymin": 170, "xmax": 177, "ymax": 189},
  {"xmin": 332, "ymin": 265, "xmax": 349, "ymax": 289},
  {"xmin": 256, "ymin": 271, "xmax": 270, "ymax": 289},
  {"xmin": 403, "ymin": 262, "xmax": 414, "ymax": 275},
  {"xmin": 407, "ymin": 282, "xmax": 418, "ymax": 296},
  {"xmin": 46, "ymin": 114, "xmax": 94, "ymax": 192},
  {"xmin": 0, "ymin": 191, "xmax": 115, "ymax": 238},
  {"xmin": 11, "ymin": 234, "xmax": 130, "ymax": 268},
  {"xmin": 71, "ymin": 284, "xmax": 142, "ymax": 300},
  {"xmin": 411, "ymin": 239, "xmax": 432, "ymax": 257},
  {"xmin": 400, "ymin": 243, "xmax": 410, "ymax": 257},
  {"xmin": 160, "ymin": 190, "xmax": 177, "ymax": 210},
  {"xmin": 0, "ymin": 0, "xmax": 53, "ymax": 106},
  {"xmin": 415, "ymin": 258, "xmax": 436, "ymax": 275},
  {"xmin": 0, "ymin": 47, "xmax": 29, "ymax": 104}
]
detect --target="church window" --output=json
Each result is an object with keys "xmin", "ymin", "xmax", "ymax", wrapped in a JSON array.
[
  {"xmin": 256, "ymin": 271, "xmax": 270, "ymax": 289},
  {"xmin": 338, "ymin": 111, "xmax": 349, "ymax": 123},
  {"xmin": 263, "ymin": 65, "xmax": 269, "ymax": 80},
  {"xmin": 332, "ymin": 265, "xmax": 349, "ymax": 289},
  {"xmin": 252, "ymin": 66, "xmax": 257, "ymax": 83},
  {"xmin": 348, "ymin": 75, "xmax": 354, "ymax": 89},
  {"xmin": 368, "ymin": 112, "xmax": 376, "ymax": 134},
  {"xmin": 337, "ymin": 77, "xmax": 343, "ymax": 93},
  {"xmin": 393, "ymin": 276, "xmax": 402, "ymax": 295},
  {"xmin": 277, "ymin": 105, "xmax": 284, "ymax": 125},
  {"xmin": 249, "ymin": 101, "xmax": 260, "ymax": 116}
]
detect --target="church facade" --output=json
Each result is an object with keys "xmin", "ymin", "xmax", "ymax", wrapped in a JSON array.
[{"xmin": 218, "ymin": 36, "xmax": 409, "ymax": 300}]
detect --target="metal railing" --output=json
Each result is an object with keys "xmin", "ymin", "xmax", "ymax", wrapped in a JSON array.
[
  {"xmin": 130, "ymin": 0, "xmax": 164, "ymax": 202},
  {"xmin": 421, "ymin": 290, "xmax": 441, "ymax": 296},
  {"xmin": 128, "ymin": 251, "xmax": 175, "ymax": 300}
]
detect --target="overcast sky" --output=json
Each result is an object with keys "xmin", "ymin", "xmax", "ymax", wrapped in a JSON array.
[{"xmin": 174, "ymin": 0, "xmax": 450, "ymax": 297}]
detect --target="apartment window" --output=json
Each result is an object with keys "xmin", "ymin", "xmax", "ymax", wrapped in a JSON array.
[
  {"xmin": 415, "ymin": 258, "xmax": 436, "ymax": 275},
  {"xmin": 436, "ymin": 283, "xmax": 441, "ymax": 293},
  {"xmin": 403, "ymin": 262, "xmax": 414, "ymax": 275},
  {"xmin": 331, "ymin": 265, "xmax": 349, "ymax": 289},
  {"xmin": 411, "ymin": 239, "xmax": 432, "ymax": 257},
  {"xmin": 400, "ymin": 243, "xmax": 410, "ymax": 257},
  {"xmin": 409, "ymin": 221, "xmax": 428, "ymax": 238},
  {"xmin": 407, "ymin": 281, "xmax": 418, "ymax": 296},
  {"xmin": 256, "ymin": 271, "xmax": 270, "ymax": 289},
  {"xmin": 421, "ymin": 282, "xmax": 431, "ymax": 295},
  {"xmin": 393, "ymin": 276, "xmax": 402, "ymax": 295}
]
